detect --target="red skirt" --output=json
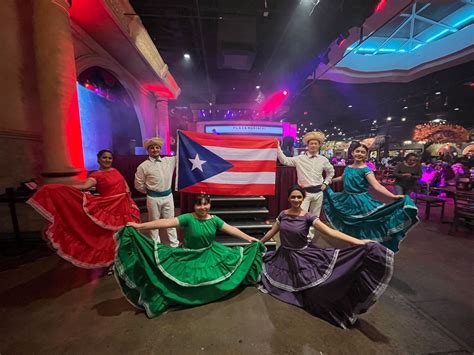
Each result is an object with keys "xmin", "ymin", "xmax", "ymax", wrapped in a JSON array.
[{"xmin": 28, "ymin": 184, "xmax": 140, "ymax": 268}]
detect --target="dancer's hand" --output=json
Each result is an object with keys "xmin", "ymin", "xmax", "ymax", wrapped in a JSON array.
[
  {"xmin": 361, "ymin": 239, "xmax": 376, "ymax": 244},
  {"xmin": 248, "ymin": 236, "xmax": 260, "ymax": 243},
  {"xmin": 127, "ymin": 222, "xmax": 140, "ymax": 229},
  {"xmin": 321, "ymin": 183, "xmax": 327, "ymax": 191},
  {"xmin": 393, "ymin": 194, "xmax": 404, "ymax": 200}
]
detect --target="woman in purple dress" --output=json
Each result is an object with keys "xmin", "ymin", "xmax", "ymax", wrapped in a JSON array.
[{"xmin": 259, "ymin": 186, "xmax": 394, "ymax": 329}]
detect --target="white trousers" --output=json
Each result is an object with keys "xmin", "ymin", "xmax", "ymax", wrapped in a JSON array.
[
  {"xmin": 301, "ymin": 191, "xmax": 324, "ymax": 241},
  {"xmin": 301, "ymin": 191, "xmax": 323, "ymax": 216},
  {"xmin": 146, "ymin": 194, "xmax": 179, "ymax": 247}
]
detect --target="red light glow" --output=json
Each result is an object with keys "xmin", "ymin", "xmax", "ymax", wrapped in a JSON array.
[
  {"xmin": 144, "ymin": 84, "xmax": 176, "ymax": 99},
  {"xmin": 375, "ymin": 0, "xmax": 387, "ymax": 13},
  {"xmin": 261, "ymin": 90, "xmax": 290, "ymax": 114},
  {"xmin": 67, "ymin": 89, "xmax": 86, "ymax": 178}
]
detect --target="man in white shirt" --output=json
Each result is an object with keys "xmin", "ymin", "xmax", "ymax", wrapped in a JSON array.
[
  {"xmin": 277, "ymin": 131, "xmax": 334, "ymax": 219},
  {"xmin": 135, "ymin": 137, "xmax": 179, "ymax": 247}
]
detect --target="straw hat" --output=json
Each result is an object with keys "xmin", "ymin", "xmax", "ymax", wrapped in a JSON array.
[
  {"xmin": 302, "ymin": 131, "xmax": 326, "ymax": 145},
  {"xmin": 144, "ymin": 137, "xmax": 164, "ymax": 150}
]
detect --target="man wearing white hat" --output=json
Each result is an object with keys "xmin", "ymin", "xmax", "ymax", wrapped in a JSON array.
[
  {"xmin": 277, "ymin": 131, "xmax": 334, "ymax": 220},
  {"xmin": 135, "ymin": 137, "xmax": 179, "ymax": 247}
]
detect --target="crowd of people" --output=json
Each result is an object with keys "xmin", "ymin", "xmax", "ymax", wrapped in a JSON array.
[{"xmin": 27, "ymin": 130, "xmax": 424, "ymax": 328}]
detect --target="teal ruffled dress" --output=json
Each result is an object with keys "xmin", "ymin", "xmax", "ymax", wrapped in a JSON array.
[
  {"xmin": 114, "ymin": 213, "xmax": 265, "ymax": 317},
  {"xmin": 323, "ymin": 166, "xmax": 419, "ymax": 252}
]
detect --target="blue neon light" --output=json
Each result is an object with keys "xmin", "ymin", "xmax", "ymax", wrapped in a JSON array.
[
  {"xmin": 344, "ymin": 6, "xmax": 473, "ymax": 56},
  {"xmin": 425, "ymin": 29, "xmax": 450, "ymax": 43},
  {"xmin": 453, "ymin": 14, "xmax": 474, "ymax": 28}
]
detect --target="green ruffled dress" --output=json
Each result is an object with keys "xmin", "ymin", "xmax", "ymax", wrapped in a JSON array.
[{"xmin": 114, "ymin": 213, "xmax": 265, "ymax": 317}]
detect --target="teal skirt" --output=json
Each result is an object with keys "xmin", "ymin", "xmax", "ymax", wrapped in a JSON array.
[
  {"xmin": 322, "ymin": 188, "xmax": 419, "ymax": 252},
  {"xmin": 114, "ymin": 226, "xmax": 265, "ymax": 317}
]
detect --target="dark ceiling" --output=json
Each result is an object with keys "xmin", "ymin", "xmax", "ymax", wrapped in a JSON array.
[
  {"xmin": 129, "ymin": 0, "xmax": 474, "ymax": 140},
  {"xmin": 129, "ymin": 0, "xmax": 380, "ymax": 103}
]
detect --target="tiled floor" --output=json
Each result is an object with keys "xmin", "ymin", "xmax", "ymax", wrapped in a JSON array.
[{"xmin": 0, "ymin": 199, "xmax": 472, "ymax": 354}]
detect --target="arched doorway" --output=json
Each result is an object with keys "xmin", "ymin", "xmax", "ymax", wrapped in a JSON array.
[{"xmin": 77, "ymin": 67, "xmax": 141, "ymax": 170}]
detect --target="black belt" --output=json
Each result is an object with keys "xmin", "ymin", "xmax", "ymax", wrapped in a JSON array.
[{"xmin": 303, "ymin": 185, "xmax": 322, "ymax": 193}]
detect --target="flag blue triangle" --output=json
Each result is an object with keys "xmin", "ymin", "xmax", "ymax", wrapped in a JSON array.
[{"xmin": 178, "ymin": 131, "xmax": 234, "ymax": 190}]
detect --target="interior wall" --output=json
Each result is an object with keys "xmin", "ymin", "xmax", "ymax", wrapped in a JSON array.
[
  {"xmin": 0, "ymin": 2, "xmax": 171, "ymax": 233},
  {"xmin": 0, "ymin": 0, "xmax": 44, "ymax": 192}
]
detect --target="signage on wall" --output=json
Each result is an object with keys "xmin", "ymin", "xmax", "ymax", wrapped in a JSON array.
[{"xmin": 204, "ymin": 125, "xmax": 284, "ymax": 136}]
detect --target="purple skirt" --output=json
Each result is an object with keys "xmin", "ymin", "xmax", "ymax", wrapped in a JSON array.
[{"xmin": 259, "ymin": 242, "xmax": 394, "ymax": 328}]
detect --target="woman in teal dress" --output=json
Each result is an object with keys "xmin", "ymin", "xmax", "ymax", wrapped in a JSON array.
[
  {"xmin": 323, "ymin": 143, "xmax": 419, "ymax": 252},
  {"xmin": 114, "ymin": 194, "xmax": 265, "ymax": 318}
]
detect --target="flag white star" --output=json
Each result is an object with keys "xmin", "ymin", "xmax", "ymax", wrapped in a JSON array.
[{"xmin": 188, "ymin": 153, "xmax": 207, "ymax": 172}]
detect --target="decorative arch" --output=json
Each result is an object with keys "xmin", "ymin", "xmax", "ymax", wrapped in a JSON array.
[
  {"xmin": 75, "ymin": 59, "xmax": 146, "ymax": 169},
  {"xmin": 75, "ymin": 54, "xmax": 146, "ymax": 137}
]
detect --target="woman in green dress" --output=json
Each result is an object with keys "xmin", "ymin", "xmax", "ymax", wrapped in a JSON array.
[
  {"xmin": 323, "ymin": 142, "xmax": 419, "ymax": 252},
  {"xmin": 114, "ymin": 194, "xmax": 265, "ymax": 317}
]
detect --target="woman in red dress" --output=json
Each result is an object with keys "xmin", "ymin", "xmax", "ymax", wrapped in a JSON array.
[{"xmin": 28, "ymin": 150, "xmax": 140, "ymax": 268}]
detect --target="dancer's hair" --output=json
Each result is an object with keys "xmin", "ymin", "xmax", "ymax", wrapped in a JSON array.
[
  {"xmin": 288, "ymin": 185, "xmax": 306, "ymax": 198},
  {"xmin": 350, "ymin": 142, "xmax": 369, "ymax": 153},
  {"xmin": 194, "ymin": 194, "xmax": 211, "ymax": 205},
  {"xmin": 404, "ymin": 153, "xmax": 418, "ymax": 161},
  {"xmin": 97, "ymin": 149, "xmax": 113, "ymax": 158}
]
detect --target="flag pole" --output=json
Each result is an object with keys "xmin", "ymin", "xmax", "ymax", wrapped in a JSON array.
[{"xmin": 174, "ymin": 130, "xmax": 181, "ymax": 191}]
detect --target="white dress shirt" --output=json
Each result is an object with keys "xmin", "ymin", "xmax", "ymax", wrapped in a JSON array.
[
  {"xmin": 134, "ymin": 156, "xmax": 176, "ymax": 193},
  {"xmin": 277, "ymin": 147, "xmax": 334, "ymax": 187}
]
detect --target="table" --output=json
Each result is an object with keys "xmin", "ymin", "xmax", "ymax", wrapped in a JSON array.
[
  {"xmin": 432, "ymin": 186, "xmax": 474, "ymax": 196},
  {"xmin": 0, "ymin": 188, "xmax": 34, "ymax": 244},
  {"xmin": 431, "ymin": 186, "xmax": 474, "ymax": 224}
]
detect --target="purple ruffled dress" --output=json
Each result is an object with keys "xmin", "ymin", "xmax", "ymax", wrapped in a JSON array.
[{"xmin": 259, "ymin": 211, "xmax": 394, "ymax": 328}]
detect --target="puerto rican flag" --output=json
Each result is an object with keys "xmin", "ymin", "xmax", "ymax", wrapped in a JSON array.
[{"xmin": 176, "ymin": 131, "xmax": 277, "ymax": 195}]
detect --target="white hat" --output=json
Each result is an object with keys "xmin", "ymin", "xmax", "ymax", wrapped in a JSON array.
[
  {"xmin": 144, "ymin": 137, "xmax": 164, "ymax": 150},
  {"xmin": 303, "ymin": 131, "xmax": 326, "ymax": 145}
]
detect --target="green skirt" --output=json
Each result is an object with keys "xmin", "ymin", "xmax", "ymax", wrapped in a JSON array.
[{"xmin": 114, "ymin": 227, "xmax": 265, "ymax": 317}]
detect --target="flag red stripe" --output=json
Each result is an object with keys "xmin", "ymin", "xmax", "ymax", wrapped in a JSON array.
[
  {"xmin": 181, "ymin": 130, "xmax": 277, "ymax": 149},
  {"xmin": 226, "ymin": 160, "xmax": 276, "ymax": 172},
  {"xmin": 181, "ymin": 182, "xmax": 276, "ymax": 196}
]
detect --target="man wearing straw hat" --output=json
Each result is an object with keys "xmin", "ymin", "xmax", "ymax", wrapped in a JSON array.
[
  {"xmin": 135, "ymin": 137, "xmax": 179, "ymax": 247},
  {"xmin": 277, "ymin": 130, "xmax": 334, "ymax": 222}
]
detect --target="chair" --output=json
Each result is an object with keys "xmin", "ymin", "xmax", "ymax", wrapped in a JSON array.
[
  {"xmin": 414, "ymin": 183, "xmax": 446, "ymax": 220},
  {"xmin": 378, "ymin": 168, "xmax": 395, "ymax": 186},
  {"xmin": 449, "ymin": 191, "xmax": 474, "ymax": 233}
]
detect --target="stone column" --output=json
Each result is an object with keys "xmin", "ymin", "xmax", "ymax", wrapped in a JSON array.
[
  {"xmin": 155, "ymin": 99, "xmax": 170, "ymax": 154},
  {"xmin": 32, "ymin": 0, "xmax": 84, "ymax": 182}
]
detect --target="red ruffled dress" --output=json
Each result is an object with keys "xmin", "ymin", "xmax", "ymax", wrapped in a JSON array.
[{"xmin": 28, "ymin": 168, "xmax": 140, "ymax": 268}]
